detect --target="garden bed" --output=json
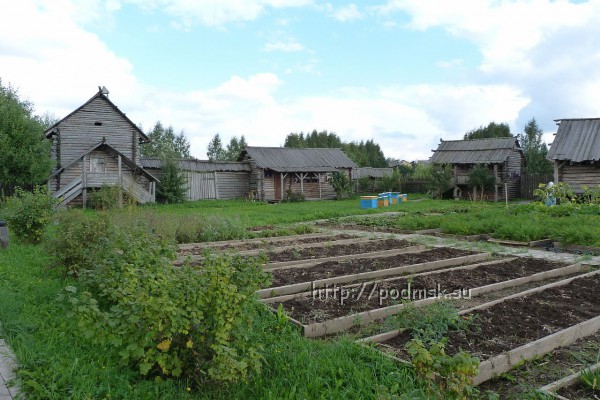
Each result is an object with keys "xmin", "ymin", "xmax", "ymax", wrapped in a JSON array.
[
  {"xmin": 275, "ymin": 257, "xmax": 569, "ymax": 325},
  {"xmin": 268, "ymin": 247, "xmax": 476, "ymax": 287},
  {"xmin": 178, "ymin": 233, "xmax": 358, "ymax": 255}
]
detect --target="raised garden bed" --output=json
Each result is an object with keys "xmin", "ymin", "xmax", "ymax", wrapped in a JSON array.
[
  {"xmin": 275, "ymin": 257, "xmax": 569, "ymax": 325},
  {"xmin": 176, "ymin": 237, "xmax": 414, "ymax": 265},
  {"xmin": 539, "ymin": 361, "xmax": 600, "ymax": 399},
  {"xmin": 178, "ymin": 233, "xmax": 358, "ymax": 255},
  {"xmin": 268, "ymin": 247, "xmax": 476, "ymax": 287},
  {"xmin": 365, "ymin": 269, "xmax": 600, "ymax": 385}
]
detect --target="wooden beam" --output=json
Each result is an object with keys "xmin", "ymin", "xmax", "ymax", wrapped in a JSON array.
[
  {"xmin": 494, "ymin": 164, "xmax": 499, "ymax": 202},
  {"xmin": 280, "ymin": 172, "xmax": 284, "ymax": 201},
  {"xmin": 318, "ymin": 173, "xmax": 322, "ymax": 199},
  {"xmin": 213, "ymin": 171, "xmax": 219, "ymax": 199}
]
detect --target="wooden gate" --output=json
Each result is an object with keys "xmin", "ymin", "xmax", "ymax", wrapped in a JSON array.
[
  {"xmin": 186, "ymin": 171, "xmax": 217, "ymax": 200},
  {"xmin": 520, "ymin": 173, "xmax": 553, "ymax": 199}
]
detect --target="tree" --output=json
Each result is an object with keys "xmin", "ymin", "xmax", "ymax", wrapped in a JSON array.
[
  {"xmin": 207, "ymin": 133, "xmax": 227, "ymax": 161},
  {"xmin": 141, "ymin": 121, "xmax": 191, "ymax": 159},
  {"xmin": 331, "ymin": 171, "xmax": 352, "ymax": 199},
  {"xmin": 156, "ymin": 159, "xmax": 187, "ymax": 204},
  {"xmin": 225, "ymin": 135, "xmax": 247, "ymax": 161},
  {"xmin": 0, "ymin": 80, "xmax": 54, "ymax": 194},
  {"xmin": 283, "ymin": 130, "xmax": 387, "ymax": 167},
  {"xmin": 428, "ymin": 165, "xmax": 453, "ymax": 199},
  {"xmin": 464, "ymin": 122, "xmax": 511, "ymax": 140},
  {"xmin": 468, "ymin": 164, "xmax": 496, "ymax": 201},
  {"xmin": 518, "ymin": 118, "xmax": 552, "ymax": 174}
]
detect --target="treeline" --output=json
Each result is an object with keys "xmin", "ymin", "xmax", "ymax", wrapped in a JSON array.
[{"xmin": 284, "ymin": 130, "xmax": 388, "ymax": 168}]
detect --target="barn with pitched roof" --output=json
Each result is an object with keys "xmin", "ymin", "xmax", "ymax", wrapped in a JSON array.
[
  {"xmin": 430, "ymin": 137, "xmax": 525, "ymax": 201},
  {"xmin": 547, "ymin": 118, "xmax": 600, "ymax": 191},
  {"xmin": 238, "ymin": 147, "xmax": 357, "ymax": 201}
]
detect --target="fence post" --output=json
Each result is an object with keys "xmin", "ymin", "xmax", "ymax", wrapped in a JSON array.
[{"xmin": 0, "ymin": 221, "xmax": 9, "ymax": 249}]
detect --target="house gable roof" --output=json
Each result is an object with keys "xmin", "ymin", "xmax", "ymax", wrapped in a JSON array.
[
  {"xmin": 44, "ymin": 87, "xmax": 149, "ymax": 143},
  {"xmin": 430, "ymin": 137, "xmax": 522, "ymax": 164},
  {"xmin": 238, "ymin": 147, "xmax": 357, "ymax": 172},
  {"xmin": 50, "ymin": 141, "xmax": 158, "ymax": 182},
  {"xmin": 547, "ymin": 118, "xmax": 600, "ymax": 162}
]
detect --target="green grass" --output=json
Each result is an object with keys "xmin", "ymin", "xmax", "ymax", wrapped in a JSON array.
[
  {"xmin": 0, "ymin": 242, "xmax": 424, "ymax": 399},
  {"xmin": 3, "ymin": 196, "xmax": 600, "ymax": 399}
]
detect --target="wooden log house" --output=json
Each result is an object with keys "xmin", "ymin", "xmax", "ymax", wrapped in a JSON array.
[
  {"xmin": 429, "ymin": 137, "xmax": 525, "ymax": 201},
  {"xmin": 547, "ymin": 118, "xmax": 600, "ymax": 192},
  {"xmin": 45, "ymin": 87, "xmax": 158, "ymax": 207},
  {"xmin": 238, "ymin": 147, "xmax": 357, "ymax": 201}
]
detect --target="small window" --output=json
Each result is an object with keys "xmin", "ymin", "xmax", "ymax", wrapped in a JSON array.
[
  {"xmin": 90, "ymin": 157, "xmax": 106, "ymax": 173},
  {"xmin": 94, "ymin": 121, "xmax": 103, "ymax": 126}
]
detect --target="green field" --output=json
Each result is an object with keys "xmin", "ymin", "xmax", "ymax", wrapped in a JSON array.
[{"xmin": 1, "ymin": 196, "xmax": 599, "ymax": 399}]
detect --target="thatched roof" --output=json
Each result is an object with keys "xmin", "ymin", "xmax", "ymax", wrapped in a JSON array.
[
  {"xmin": 547, "ymin": 118, "xmax": 600, "ymax": 162},
  {"xmin": 430, "ymin": 137, "xmax": 521, "ymax": 164},
  {"xmin": 238, "ymin": 147, "xmax": 357, "ymax": 172}
]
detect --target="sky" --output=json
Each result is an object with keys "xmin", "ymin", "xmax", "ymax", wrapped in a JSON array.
[{"xmin": 2, "ymin": 0, "xmax": 600, "ymax": 161}]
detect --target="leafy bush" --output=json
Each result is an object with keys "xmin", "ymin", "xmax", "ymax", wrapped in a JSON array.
[
  {"xmin": 468, "ymin": 164, "xmax": 496, "ymax": 201},
  {"xmin": 3, "ymin": 186, "xmax": 56, "ymax": 243},
  {"xmin": 406, "ymin": 339, "xmax": 479, "ymax": 399},
  {"xmin": 283, "ymin": 189, "xmax": 305, "ymax": 202},
  {"xmin": 331, "ymin": 171, "xmax": 352, "ymax": 199},
  {"xmin": 395, "ymin": 302, "xmax": 472, "ymax": 344},
  {"xmin": 533, "ymin": 182, "xmax": 575, "ymax": 205},
  {"xmin": 62, "ymin": 223, "xmax": 270, "ymax": 385},
  {"xmin": 87, "ymin": 184, "xmax": 130, "ymax": 210},
  {"xmin": 428, "ymin": 165, "xmax": 453, "ymax": 199},
  {"xmin": 47, "ymin": 210, "xmax": 111, "ymax": 277}
]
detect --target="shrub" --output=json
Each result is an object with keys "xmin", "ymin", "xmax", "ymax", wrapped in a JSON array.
[
  {"xmin": 428, "ymin": 165, "xmax": 453, "ymax": 199},
  {"xmin": 156, "ymin": 159, "xmax": 187, "ymax": 204},
  {"xmin": 283, "ymin": 189, "xmax": 305, "ymax": 203},
  {"xmin": 331, "ymin": 171, "xmax": 352, "ymax": 199},
  {"xmin": 47, "ymin": 210, "xmax": 111, "ymax": 277},
  {"xmin": 3, "ymin": 186, "xmax": 57, "ymax": 243},
  {"xmin": 87, "ymin": 184, "xmax": 131, "ymax": 210},
  {"xmin": 62, "ymin": 223, "xmax": 269, "ymax": 385},
  {"xmin": 406, "ymin": 339, "xmax": 479, "ymax": 399}
]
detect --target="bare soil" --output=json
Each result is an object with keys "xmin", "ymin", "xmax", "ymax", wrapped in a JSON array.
[
  {"xmin": 475, "ymin": 332, "xmax": 600, "ymax": 399},
  {"xmin": 267, "ymin": 238, "xmax": 413, "ymax": 263},
  {"xmin": 278, "ymin": 257, "xmax": 567, "ymax": 324},
  {"xmin": 557, "ymin": 380, "xmax": 600, "ymax": 399},
  {"xmin": 269, "ymin": 247, "xmax": 475, "ymax": 287},
  {"xmin": 443, "ymin": 273, "xmax": 600, "ymax": 360},
  {"xmin": 179, "ymin": 234, "xmax": 357, "ymax": 255}
]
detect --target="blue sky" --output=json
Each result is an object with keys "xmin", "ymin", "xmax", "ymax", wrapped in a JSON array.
[{"xmin": 2, "ymin": 1, "xmax": 600, "ymax": 160}]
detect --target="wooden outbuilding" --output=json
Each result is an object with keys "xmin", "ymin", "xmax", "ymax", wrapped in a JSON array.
[
  {"xmin": 429, "ymin": 137, "xmax": 525, "ymax": 201},
  {"xmin": 547, "ymin": 118, "xmax": 600, "ymax": 191},
  {"xmin": 45, "ymin": 87, "xmax": 158, "ymax": 206},
  {"xmin": 238, "ymin": 147, "xmax": 357, "ymax": 201},
  {"xmin": 140, "ymin": 158, "xmax": 251, "ymax": 200}
]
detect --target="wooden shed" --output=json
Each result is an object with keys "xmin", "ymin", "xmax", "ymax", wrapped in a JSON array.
[
  {"xmin": 140, "ymin": 158, "xmax": 251, "ymax": 200},
  {"xmin": 429, "ymin": 137, "xmax": 525, "ymax": 201},
  {"xmin": 238, "ymin": 147, "xmax": 357, "ymax": 201},
  {"xmin": 547, "ymin": 118, "xmax": 600, "ymax": 192},
  {"xmin": 45, "ymin": 87, "xmax": 158, "ymax": 207}
]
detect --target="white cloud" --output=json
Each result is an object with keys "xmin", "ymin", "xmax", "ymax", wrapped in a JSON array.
[
  {"xmin": 264, "ymin": 40, "xmax": 305, "ymax": 52},
  {"xmin": 376, "ymin": 0, "xmax": 600, "ymax": 129},
  {"xmin": 435, "ymin": 59, "xmax": 463, "ymax": 69},
  {"xmin": 125, "ymin": 0, "xmax": 314, "ymax": 27},
  {"xmin": 332, "ymin": 4, "xmax": 363, "ymax": 22}
]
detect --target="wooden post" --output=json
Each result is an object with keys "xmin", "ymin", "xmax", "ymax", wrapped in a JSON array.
[
  {"xmin": 298, "ymin": 173, "xmax": 304, "ymax": 195},
  {"xmin": 493, "ymin": 164, "xmax": 499, "ymax": 202},
  {"xmin": 82, "ymin": 155, "xmax": 87, "ymax": 208},
  {"xmin": 117, "ymin": 155, "xmax": 123, "ymax": 208},
  {"xmin": 318, "ymin": 173, "xmax": 322, "ymax": 199},
  {"xmin": 505, "ymin": 182, "xmax": 508, "ymax": 209},
  {"xmin": 553, "ymin": 162, "xmax": 559, "ymax": 183},
  {"xmin": 280, "ymin": 172, "xmax": 284, "ymax": 201}
]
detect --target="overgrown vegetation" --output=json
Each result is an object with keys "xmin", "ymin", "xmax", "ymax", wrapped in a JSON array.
[
  {"xmin": 60, "ymin": 222, "xmax": 269, "ymax": 385},
  {"xmin": 428, "ymin": 164, "xmax": 453, "ymax": 199},
  {"xmin": 468, "ymin": 164, "xmax": 496, "ymax": 201},
  {"xmin": 2, "ymin": 186, "xmax": 56, "ymax": 243},
  {"xmin": 283, "ymin": 189, "xmax": 305, "ymax": 202},
  {"xmin": 156, "ymin": 159, "xmax": 187, "ymax": 204},
  {"xmin": 331, "ymin": 171, "xmax": 352, "ymax": 199}
]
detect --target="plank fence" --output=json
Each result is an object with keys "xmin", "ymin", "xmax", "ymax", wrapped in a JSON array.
[{"xmin": 520, "ymin": 173, "xmax": 553, "ymax": 199}]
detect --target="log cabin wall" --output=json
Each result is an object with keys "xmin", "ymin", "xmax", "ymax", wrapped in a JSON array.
[{"xmin": 557, "ymin": 163, "xmax": 600, "ymax": 191}]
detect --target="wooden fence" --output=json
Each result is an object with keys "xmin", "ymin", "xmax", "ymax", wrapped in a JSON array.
[{"xmin": 520, "ymin": 173, "xmax": 553, "ymax": 199}]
